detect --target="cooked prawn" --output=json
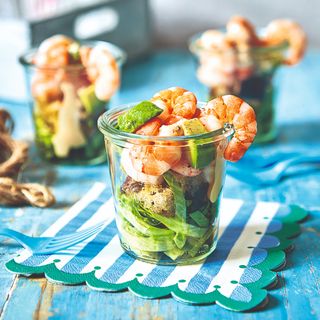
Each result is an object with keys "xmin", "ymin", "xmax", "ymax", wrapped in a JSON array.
[
  {"xmin": 204, "ymin": 95, "xmax": 257, "ymax": 162},
  {"xmin": 149, "ymin": 99, "xmax": 171, "ymax": 122},
  {"xmin": 171, "ymin": 157, "xmax": 202, "ymax": 177},
  {"xmin": 129, "ymin": 122, "xmax": 182, "ymax": 176},
  {"xmin": 164, "ymin": 114, "xmax": 183, "ymax": 125},
  {"xmin": 129, "ymin": 139, "xmax": 182, "ymax": 176},
  {"xmin": 197, "ymin": 64, "xmax": 238, "ymax": 88},
  {"xmin": 129, "ymin": 145, "xmax": 172, "ymax": 176},
  {"xmin": 130, "ymin": 103, "xmax": 186, "ymax": 175},
  {"xmin": 135, "ymin": 118, "xmax": 162, "ymax": 136},
  {"xmin": 80, "ymin": 46, "xmax": 120, "ymax": 101},
  {"xmin": 196, "ymin": 36, "xmax": 239, "ymax": 91},
  {"xmin": 226, "ymin": 16, "xmax": 262, "ymax": 47},
  {"xmin": 140, "ymin": 120, "xmax": 185, "ymax": 166},
  {"xmin": 153, "ymin": 143, "xmax": 182, "ymax": 167},
  {"xmin": 32, "ymin": 35, "xmax": 91, "ymax": 102},
  {"xmin": 199, "ymin": 115, "xmax": 223, "ymax": 132},
  {"xmin": 262, "ymin": 19, "xmax": 307, "ymax": 65},
  {"xmin": 33, "ymin": 35, "xmax": 73, "ymax": 68},
  {"xmin": 197, "ymin": 30, "xmax": 233, "ymax": 51},
  {"xmin": 31, "ymin": 72, "xmax": 62, "ymax": 103},
  {"xmin": 151, "ymin": 87, "xmax": 197, "ymax": 119},
  {"xmin": 158, "ymin": 119, "xmax": 185, "ymax": 137},
  {"xmin": 121, "ymin": 149, "xmax": 163, "ymax": 184}
]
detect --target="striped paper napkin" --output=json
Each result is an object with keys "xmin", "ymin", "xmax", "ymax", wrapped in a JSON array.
[{"xmin": 6, "ymin": 183, "xmax": 307, "ymax": 311}]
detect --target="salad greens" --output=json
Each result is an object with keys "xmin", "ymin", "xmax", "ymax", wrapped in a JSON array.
[
  {"xmin": 78, "ymin": 85, "xmax": 105, "ymax": 114},
  {"xmin": 190, "ymin": 210, "xmax": 210, "ymax": 227},
  {"xmin": 118, "ymin": 167, "xmax": 221, "ymax": 262},
  {"xmin": 163, "ymin": 171, "xmax": 186, "ymax": 221}
]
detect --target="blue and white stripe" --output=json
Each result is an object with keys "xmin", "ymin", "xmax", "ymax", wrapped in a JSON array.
[{"xmin": 14, "ymin": 183, "xmax": 283, "ymax": 302}]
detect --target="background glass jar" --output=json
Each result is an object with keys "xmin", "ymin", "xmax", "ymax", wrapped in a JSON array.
[
  {"xmin": 98, "ymin": 103, "xmax": 234, "ymax": 265},
  {"xmin": 19, "ymin": 41, "xmax": 126, "ymax": 165},
  {"xmin": 190, "ymin": 33, "xmax": 288, "ymax": 144}
]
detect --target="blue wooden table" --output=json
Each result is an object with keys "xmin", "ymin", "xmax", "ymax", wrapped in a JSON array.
[{"xmin": 0, "ymin": 50, "xmax": 320, "ymax": 319}]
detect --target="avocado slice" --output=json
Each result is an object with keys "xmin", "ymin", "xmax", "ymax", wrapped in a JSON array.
[
  {"xmin": 78, "ymin": 85, "xmax": 106, "ymax": 114},
  {"xmin": 117, "ymin": 101, "xmax": 163, "ymax": 133},
  {"xmin": 182, "ymin": 118, "xmax": 215, "ymax": 169}
]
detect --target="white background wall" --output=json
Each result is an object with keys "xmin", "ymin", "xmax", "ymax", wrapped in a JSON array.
[{"xmin": 150, "ymin": 0, "xmax": 319, "ymax": 48}]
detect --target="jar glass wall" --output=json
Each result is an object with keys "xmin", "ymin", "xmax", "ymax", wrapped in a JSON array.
[{"xmin": 98, "ymin": 103, "xmax": 234, "ymax": 265}]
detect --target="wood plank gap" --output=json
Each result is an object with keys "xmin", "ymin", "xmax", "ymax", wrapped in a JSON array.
[{"xmin": 0, "ymin": 275, "xmax": 18, "ymax": 319}]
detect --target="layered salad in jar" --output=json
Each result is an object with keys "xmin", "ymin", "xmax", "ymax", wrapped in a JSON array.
[
  {"xmin": 25, "ymin": 35, "xmax": 123, "ymax": 164},
  {"xmin": 190, "ymin": 16, "xmax": 306, "ymax": 142},
  {"xmin": 99, "ymin": 87, "xmax": 257, "ymax": 264}
]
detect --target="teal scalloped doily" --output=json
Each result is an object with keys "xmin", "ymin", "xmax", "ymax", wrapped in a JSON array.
[{"xmin": 5, "ymin": 184, "xmax": 308, "ymax": 312}]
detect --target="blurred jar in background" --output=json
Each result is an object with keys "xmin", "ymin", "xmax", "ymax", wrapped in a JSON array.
[
  {"xmin": 20, "ymin": 35, "xmax": 126, "ymax": 164},
  {"xmin": 190, "ymin": 17, "xmax": 306, "ymax": 143}
]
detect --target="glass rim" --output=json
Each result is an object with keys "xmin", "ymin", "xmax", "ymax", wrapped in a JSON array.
[
  {"xmin": 98, "ymin": 102, "xmax": 235, "ymax": 143},
  {"xmin": 189, "ymin": 29, "xmax": 288, "ymax": 56},
  {"xmin": 19, "ymin": 40, "xmax": 127, "ymax": 71}
]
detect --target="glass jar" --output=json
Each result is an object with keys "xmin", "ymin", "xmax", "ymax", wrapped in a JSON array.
[
  {"xmin": 98, "ymin": 103, "xmax": 234, "ymax": 265},
  {"xmin": 190, "ymin": 33, "xmax": 288, "ymax": 143},
  {"xmin": 19, "ymin": 41, "xmax": 126, "ymax": 165}
]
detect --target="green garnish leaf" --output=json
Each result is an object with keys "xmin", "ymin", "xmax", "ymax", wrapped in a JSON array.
[{"xmin": 117, "ymin": 101, "xmax": 163, "ymax": 133}]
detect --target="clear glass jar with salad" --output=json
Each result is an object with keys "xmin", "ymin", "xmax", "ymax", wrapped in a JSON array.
[
  {"xmin": 20, "ymin": 35, "xmax": 126, "ymax": 164},
  {"xmin": 189, "ymin": 16, "xmax": 306, "ymax": 143},
  {"xmin": 98, "ymin": 87, "xmax": 257, "ymax": 265}
]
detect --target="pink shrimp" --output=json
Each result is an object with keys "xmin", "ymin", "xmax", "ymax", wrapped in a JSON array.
[
  {"xmin": 171, "ymin": 157, "xmax": 202, "ymax": 177},
  {"xmin": 31, "ymin": 71, "xmax": 62, "ymax": 103},
  {"xmin": 33, "ymin": 35, "xmax": 73, "ymax": 68},
  {"xmin": 129, "ymin": 145, "xmax": 172, "ymax": 176},
  {"xmin": 199, "ymin": 115, "xmax": 223, "ymax": 132},
  {"xmin": 262, "ymin": 19, "xmax": 307, "ymax": 65},
  {"xmin": 135, "ymin": 118, "xmax": 162, "ymax": 136},
  {"xmin": 121, "ymin": 149, "xmax": 163, "ymax": 184},
  {"xmin": 164, "ymin": 115, "xmax": 183, "ymax": 125},
  {"xmin": 197, "ymin": 30, "xmax": 233, "ymax": 51},
  {"xmin": 226, "ymin": 16, "xmax": 262, "ymax": 47},
  {"xmin": 80, "ymin": 46, "xmax": 120, "ymax": 101},
  {"xmin": 151, "ymin": 87, "xmax": 197, "ymax": 119},
  {"xmin": 158, "ymin": 120, "xmax": 185, "ymax": 137},
  {"xmin": 128, "ymin": 141, "xmax": 182, "ymax": 176},
  {"xmin": 203, "ymin": 95, "xmax": 257, "ymax": 162},
  {"xmin": 31, "ymin": 35, "xmax": 75, "ymax": 101},
  {"xmin": 130, "ymin": 119, "xmax": 183, "ymax": 176}
]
